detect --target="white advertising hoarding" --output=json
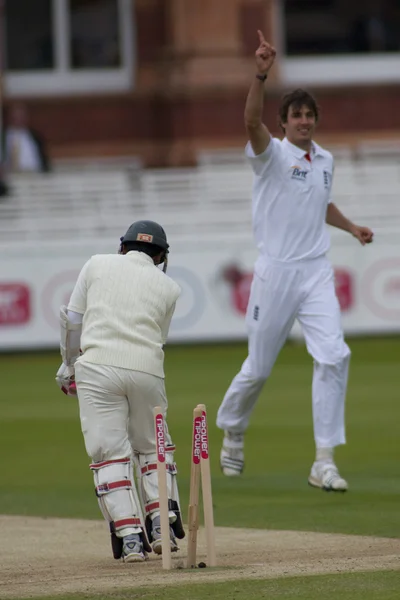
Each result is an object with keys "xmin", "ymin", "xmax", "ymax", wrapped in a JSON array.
[{"xmin": 1, "ymin": 236, "xmax": 399, "ymax": 351}]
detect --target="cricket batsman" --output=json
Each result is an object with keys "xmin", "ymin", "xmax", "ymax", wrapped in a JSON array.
[{"xmin": 56, "ymin": 220, "xmax": 185, "ymax": 562}]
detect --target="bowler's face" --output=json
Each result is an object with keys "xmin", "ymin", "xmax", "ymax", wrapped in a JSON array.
[{"xmin": 284, "ymin": 104, "xmax": 316, "ymax": 147}]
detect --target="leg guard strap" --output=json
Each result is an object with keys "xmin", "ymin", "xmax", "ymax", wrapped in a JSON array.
[
  {"xmin": 96, "ymin": 480, "xmax": 133, "ymax": 495},
  {"xmin": 141, "ymin": 462, "xmax": 177, "ymax": 476}
]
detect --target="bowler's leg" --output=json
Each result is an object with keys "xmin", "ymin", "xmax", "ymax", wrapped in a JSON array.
[
  {"xmin": 298, "ymin": 265, "xmax": 350, "ymax": 491},
  {"xmin": 217, "ymin": 268, "xmax": 298, "ymax": 475}
]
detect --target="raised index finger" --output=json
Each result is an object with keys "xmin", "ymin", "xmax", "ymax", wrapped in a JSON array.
[{"xmin": 257, "ymin": 30, "xmax": 266, "ymax": 44}]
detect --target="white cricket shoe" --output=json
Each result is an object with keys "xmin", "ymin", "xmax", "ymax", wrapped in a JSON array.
[
  {"xmin": 220, "ymin": 431, "xmax": 244, "ymax": 476},
  {"xmin": 151, "ymin": 516, "xmax": 179, "ymax": 555},
  {"xmin": 122, "ymin": 534, "xmax": 145, "ymax": 563},
  {"xmin": 308, "ymin": 461, "xmax": 348, "ymax": 492}
]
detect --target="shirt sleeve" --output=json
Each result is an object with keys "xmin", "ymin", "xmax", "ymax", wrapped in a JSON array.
[
  {"xmin": 67, "ymin": 310, "xmax": 83, "ymax": 324},
  {"xmin": 161, "ymin": 283, "xmax": 180, "ymax": 344},
  {"xmin": 161, "ymin": 302, "xmax": 176, "ymax": 345},
  {"xmin": 68, "ymin": 259, "xmax": 91, "ymax": 315},
  {"xmin": 245, "ymin": 137, "xmax": 281, "ymax": 177}
]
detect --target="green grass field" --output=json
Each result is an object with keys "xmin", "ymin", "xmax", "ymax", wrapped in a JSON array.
[
  {"xmin": 1, "ymin": 337, "xmax": 399, "ymax": 599},
  {"xmin": 20, "ymin": 571, "xmax": 400, "ymax": 600}
]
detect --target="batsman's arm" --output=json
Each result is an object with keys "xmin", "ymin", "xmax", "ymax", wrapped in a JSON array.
[
  {"xmin": 56, "ymin": 307, "xmax": 82, "ymax": 396},
  {"xmin": 161, "ymin": 283, "xmax": 180, "ymax": 345},
  {"xmin": 64, "ymin": 259, "xmax": 89, "ymax": 361},
  {"xmin": 161, "ymin": 302, "xmax": 177, "ymax": 345},
  {"xmin": 58, "ymin": 259, "xmax": 89, "ymax": 371},
  {"xmin": 68, "ymin": 259, "xmax": 90, "ymax": 315}
]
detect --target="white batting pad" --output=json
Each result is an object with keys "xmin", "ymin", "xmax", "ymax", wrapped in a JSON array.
[{"xmin": 90, "ymin": 457, "xmax": 143, "ymax": 537}]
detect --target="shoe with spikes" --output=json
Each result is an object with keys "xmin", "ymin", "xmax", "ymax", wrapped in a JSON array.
[{"xmin": 308, "ymin": 461, "xmax": 348, "ymax": 492}]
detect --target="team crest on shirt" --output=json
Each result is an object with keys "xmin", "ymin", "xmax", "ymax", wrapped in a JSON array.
[{"xmin": 290, "ymin": 165, "xmax": 308, "ymax": 181}]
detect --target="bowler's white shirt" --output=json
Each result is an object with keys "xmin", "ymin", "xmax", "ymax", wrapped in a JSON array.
[
  {"xmin": 68, "ymin": 251, "xmax": 181, "ymax": 378},
  {"xmin": 246, "ymin": 137, "xmax": 334, "ymax": 272}
]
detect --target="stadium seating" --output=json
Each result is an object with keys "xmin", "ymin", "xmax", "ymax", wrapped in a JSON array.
[{"xmin": 0, "ymin": 143, "xmax": 399, "ymax": 245}]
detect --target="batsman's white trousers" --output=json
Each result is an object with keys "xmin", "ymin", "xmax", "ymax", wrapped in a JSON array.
[
  {"xmin": 217, "ymin": 256, "xmax": 350, "ymax": 449},
  {"xmin": 75, "ymin": 361, "xmax": 170, "ymax": 460}
]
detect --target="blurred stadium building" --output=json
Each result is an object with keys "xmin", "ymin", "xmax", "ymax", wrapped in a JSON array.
[
  {"xmin": 2, "ymin": 0, "xmax": 400, "ymax": 166},
  {"xmin": 0, "ymin": 0, "xmax": 400, "ymax": 350}
]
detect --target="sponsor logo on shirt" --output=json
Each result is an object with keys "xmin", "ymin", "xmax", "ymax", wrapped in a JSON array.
[{"xmin": 291, "ymin": 166, "xmax": 308, "ymax": 181}]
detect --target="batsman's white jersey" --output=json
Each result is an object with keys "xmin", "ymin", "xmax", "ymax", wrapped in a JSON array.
[
  {"xmin": 217, "ymin": 137, "xmax": 350, "ymax": 449},
  {"xmin": 68, "ymin": 251, "xmax": 180, "ymax": 378}
]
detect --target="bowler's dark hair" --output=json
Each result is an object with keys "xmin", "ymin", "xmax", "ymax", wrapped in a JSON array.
[
  {"xmin": 278, "ymin": 89, "xmax": 319, "ymax": 132},
  {"xmin": 122, "ymin": 241, "xmax": 163, "ymax": 258}
]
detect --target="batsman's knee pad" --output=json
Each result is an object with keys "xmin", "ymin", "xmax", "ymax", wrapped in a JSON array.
[
  {"xmin": 90, "ymin": 457, "xmax": 151, "ymax": 558},
  {"xmin": 137, "ymin": 445, "xmax": 185, "ymax": 542}
]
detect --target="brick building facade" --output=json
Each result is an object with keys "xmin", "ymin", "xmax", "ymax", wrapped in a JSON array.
[{"xmin": 5, "ymin": 0, "xmax": 400, "ymax": 167}]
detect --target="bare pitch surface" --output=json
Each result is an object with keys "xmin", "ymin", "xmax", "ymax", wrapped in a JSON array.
[{"xmin": 1, "ymin": 516, "xmax": 399, "ymax": 599}]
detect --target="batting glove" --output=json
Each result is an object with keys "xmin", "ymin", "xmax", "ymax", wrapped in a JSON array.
[{"xmin": 55, "ymin": 362, "xmax": 77, "ymax": 396}]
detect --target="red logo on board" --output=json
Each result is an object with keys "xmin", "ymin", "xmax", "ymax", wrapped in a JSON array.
[
  {"xmin": 222, "ymin": 265, "xmax": 253, "ymax": 315},
  {"xmin": 222, "ymin": 265, "xmax": 354, "ymax": 315},
  {"xmin": 334, "ymin": 269, "xmax": 353, "ymax": 311},
  {"xmin": 0, "ymin": 284, "xmax": 31, "ymax": 325}
]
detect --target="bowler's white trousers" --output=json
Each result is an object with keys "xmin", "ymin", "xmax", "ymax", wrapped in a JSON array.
[{"xmin": 217, "ymin": 256, "xmax": 350, "ymax": 448}]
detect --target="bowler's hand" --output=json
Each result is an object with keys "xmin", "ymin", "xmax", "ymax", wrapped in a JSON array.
[
  {"xmin": 350, "ymin": 225, "xmax": 374, "ymax": 245},
  {"xmin": 255, "ymin": 30, "xmax": 276, "ymax": 75}
]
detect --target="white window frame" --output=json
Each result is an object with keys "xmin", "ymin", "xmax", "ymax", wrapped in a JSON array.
[
  {"xmin": 275, "ymin": 0, "xmax": 400, "ymax": 87},
  {"xmin": 4, "ymin": 0, "xmax": 135, "ymax": 97},
  {"xmin": 282, "ymin": 54, "xmax": 400, "ymax": 87}
]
